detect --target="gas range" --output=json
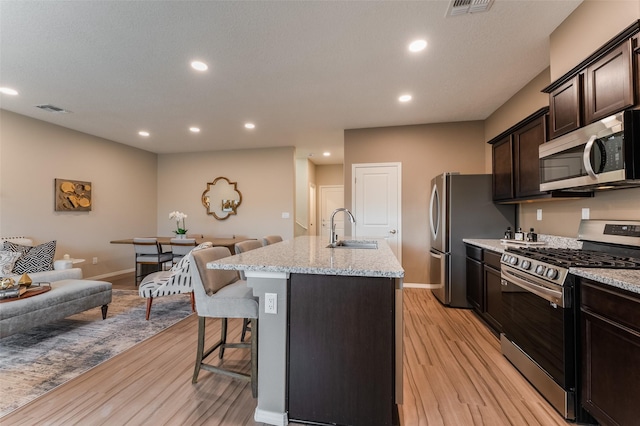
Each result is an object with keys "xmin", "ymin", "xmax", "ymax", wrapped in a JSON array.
[{"xmin": 502, "ymin": 247, "xmax": 640, "ymax": 286}]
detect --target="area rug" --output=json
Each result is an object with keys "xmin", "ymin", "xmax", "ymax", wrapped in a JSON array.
[{"xmin": 0, "ymin": 289, "xmax": 194, "ymax": 417}]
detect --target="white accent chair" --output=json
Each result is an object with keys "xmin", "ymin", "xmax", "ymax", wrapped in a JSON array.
[
  {"xmin": 138, "ymin": 242, "xmax": 213, "ymax": 320},
  {"xmin": 190, "ymin": 246, "xmax": 258, "ymax": 398}
]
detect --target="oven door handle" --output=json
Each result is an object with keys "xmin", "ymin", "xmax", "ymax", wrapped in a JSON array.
[{"xmin": 501, "ymin": 267, "xmax": 566, "ymax": 307}]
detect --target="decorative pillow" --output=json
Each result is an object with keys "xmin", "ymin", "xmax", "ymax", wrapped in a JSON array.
[
  {"xmin": 0, "ymin": 250, "xmax": 22, "ymax": 276},
  {"xmin": 2, "ymin": 240, "xmax": 57, "ymax": 274}
]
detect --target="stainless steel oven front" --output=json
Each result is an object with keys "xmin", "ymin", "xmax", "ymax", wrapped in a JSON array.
[{"xmin": 500, "ymin": 263, "xmax": 577, "ymax": 420}]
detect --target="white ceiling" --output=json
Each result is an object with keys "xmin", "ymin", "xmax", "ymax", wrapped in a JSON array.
[{"xmin": 0, "ymin": 0, "xmax": 582, "ymax": 165}]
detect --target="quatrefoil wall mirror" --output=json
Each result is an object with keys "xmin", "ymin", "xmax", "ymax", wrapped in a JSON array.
[{"xmin": 202, "ymin": 177, "xmax": 242, "ymax": 220}]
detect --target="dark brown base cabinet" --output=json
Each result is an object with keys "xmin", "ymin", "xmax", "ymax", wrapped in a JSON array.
[
  {"xmin": 287, "ymin": 274, "xmax": 399, "ymax": 426},
  {"xmin": 580, "ymin": 278, "xmax": 640, "ymax": 426},
  {"xmin": 466, "ymin": 245, "xmax": 502, "ymax": 336}
]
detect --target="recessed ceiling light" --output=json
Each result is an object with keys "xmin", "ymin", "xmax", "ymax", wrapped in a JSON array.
[
  {"xmin": 399, "ymin": 94, "xmax": 412, "ymax": 102},
  {"xmin": 138, "ymin": 131, "xmax": 150, "ymax": 137},
  {"xmin": 191, "ymin": 61, "xmax": 208, "ymax": 71},
  {"xmin": 0, "ymin": 87, "xmax": 18, "ymax": 96},
  {"xmin": 244, "ymin": 123, "xmax": 255, "ymax": 129},
  {"xmin": 408, "ymin": 39, "xmax": 427, "ymax": 52},
  {"xmin": 323, "ymin": 152, "xmax": 331, "ymax": 157},
  {"xmin": 189, "ymin": 127, "xmax": 201, "ymax": 133}
]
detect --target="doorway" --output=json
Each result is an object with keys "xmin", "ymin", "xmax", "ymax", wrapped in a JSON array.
[
  {"xmin": 352, "ymin": 163, "xmax": 402, "ymax": 263},
  {"xmin": 319, "ymin": 185, "xmax": 344, "ymax": 239}
]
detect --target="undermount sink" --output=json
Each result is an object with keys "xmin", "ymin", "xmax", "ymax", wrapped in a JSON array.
[{"xmin": 326, "ymin": 240, "xmax": 378, "ymax": 249}]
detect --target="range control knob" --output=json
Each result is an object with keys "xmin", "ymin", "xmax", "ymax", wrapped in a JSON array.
[
  {"xmin": 521, "ymin": 260, "xmax": 531, "ymax": 270},
  {"xmin": 546, "ymin": 268, "xmax": 559, "ymax": 280},
  {"xmin": 502, "ymin": 253, "xmax": 509, "ymax": 262},
  {"xmin": 535, "ymin": 265, "xmax": 546, "ymax": 276},
  {"xmin": 509, "ymin": 256, "xmax": 518, "ymax": 266}
]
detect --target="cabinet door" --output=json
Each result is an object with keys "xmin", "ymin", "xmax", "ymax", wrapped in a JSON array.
[
  {"xmin": 288, "ymin": 274, "xmax": 395, "ymax": 426},
  {"xmin": 513, "ymin": 115, "xmax": 546, "ymax": 198},
  {"xmin": 466, "ymin": 257, "xmax": 483, "ymax": 311},
  {"xmin": 548, "ymin": 75, "xmax": 581, "ymax": 139},
  {"xmin": 634, "ymin": 35, "xmax": 640, "ymax": 106},
  {"xmin": 483, "ymin": 265, "xmax": 502, "ymax": 334},
  {"xmin": 584, "ymin": 39, "xmax": 634, "ymax": 123},
  {"xmin": 581, "ymin": 279, "xmax": 640, "ymax": 426},
  {"xmin": 492, "ymin": 136, "xmax": 513, "ymax": 201}
]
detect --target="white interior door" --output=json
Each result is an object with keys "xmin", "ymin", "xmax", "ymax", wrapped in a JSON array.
[
  {"xmin": 309, "ymin": 183, "xmax": 317, "ymax": 236},
  {"xmin": 352, "ymin": 163, "xmax": 402, "ymax": 262},
  {"xmin": 319, "ymin": 185, "xmax": 344, "ymax": 239}
]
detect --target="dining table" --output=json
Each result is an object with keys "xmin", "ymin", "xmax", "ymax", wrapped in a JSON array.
[
  {"xmin": 110, "ymin": 236, "xmax": 251, "ymax": 284},
  {"xmin": 109, "ymin": 236, "xmax": 249, "ymax": 254}
]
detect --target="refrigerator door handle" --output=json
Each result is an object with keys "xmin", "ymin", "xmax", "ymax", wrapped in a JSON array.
[{"xmin": 429, "ymin": 184, "xmax": 439, "ymax": 241}]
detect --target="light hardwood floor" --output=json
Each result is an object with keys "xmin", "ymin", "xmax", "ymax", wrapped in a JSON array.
[{"xmin": 2, "ymin": 275, "xmax": 571, "ymax": 425}]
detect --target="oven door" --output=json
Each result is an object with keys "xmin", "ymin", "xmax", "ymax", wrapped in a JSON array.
[{"xmin": 502, "ymin": 264, "xmax": 575, "ymax": 392}]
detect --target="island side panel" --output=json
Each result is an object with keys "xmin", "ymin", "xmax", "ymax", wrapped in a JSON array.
[
  {"xmin": 287, "ymin": 274, "xmax": 396, "ymax": 426},
  {"xmin": 246, "ymin": 272, "xmax": 289, "ymax": 426}
]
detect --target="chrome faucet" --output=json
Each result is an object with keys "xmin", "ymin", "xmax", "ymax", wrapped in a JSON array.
[{"xmin": 330, "ymin": 208, "xmax": 356, "ymax": 245}]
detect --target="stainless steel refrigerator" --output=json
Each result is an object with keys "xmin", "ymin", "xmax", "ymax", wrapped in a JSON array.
[{"xmin": 428, "ymin": 173, "xmax": 516, "ymax": 308}]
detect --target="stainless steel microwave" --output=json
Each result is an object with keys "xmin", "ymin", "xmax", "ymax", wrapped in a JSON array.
[{"xmin": 539, "ymin": 109, "xmax": 640, "ymax": 192}]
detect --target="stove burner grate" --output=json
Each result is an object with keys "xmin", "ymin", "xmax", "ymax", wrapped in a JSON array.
[{"xmin": 505, "ymin": 248, "xmax": 640, "ymax": 269}]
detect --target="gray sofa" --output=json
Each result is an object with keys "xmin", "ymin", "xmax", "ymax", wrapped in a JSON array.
[{"xmin": 0, "ymin": 268, "xmax": 113, "ymax": 338}]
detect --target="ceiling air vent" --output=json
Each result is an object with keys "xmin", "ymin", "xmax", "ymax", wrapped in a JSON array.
[
  {"xmin": 446, "ymin": 0, "xmax": 494, "ymax": 17},
  {"xmin": 35, "ymin": 104, "xmax": 71, "ymax": 113}
]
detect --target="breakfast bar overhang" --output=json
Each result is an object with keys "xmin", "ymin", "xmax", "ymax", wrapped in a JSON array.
[{"xmin": 206, "ymin": 236, "xmax": 404, "ymax": 426}]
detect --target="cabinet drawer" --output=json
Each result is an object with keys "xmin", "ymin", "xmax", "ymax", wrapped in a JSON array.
[
  {"xmin": 581, "ymin": 279, "xmax": 640, "ymax": 334},
  {"xmin": 484, "ymin": 250, "xmax": 502, "ymax": 270},
  {"xmin": 465, "ymin": 244, "xmax": 483, "ymax": 262}
]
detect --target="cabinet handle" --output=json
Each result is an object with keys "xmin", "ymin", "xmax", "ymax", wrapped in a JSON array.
[{"xmin": 634, "ymin": 46, "xmax": 640, "ymax": 54}]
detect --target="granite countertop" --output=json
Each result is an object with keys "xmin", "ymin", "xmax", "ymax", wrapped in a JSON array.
[
  {"xmin": 463, "ymin": 237, "xmax": 640, "ymax": 295},
  {"xmin": 206, "ymin": 236, "xmax": 404, "ymax": 278}
]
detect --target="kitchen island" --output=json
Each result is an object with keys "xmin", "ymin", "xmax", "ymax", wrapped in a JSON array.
[{"xmin": 206, "ymin": 236, "xmax": 404, "ymax": 426}]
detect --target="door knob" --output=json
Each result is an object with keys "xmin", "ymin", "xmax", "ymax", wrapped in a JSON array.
[{"xmin": 389, "ymin": 229, "xmax": 397, "ymax": 234}]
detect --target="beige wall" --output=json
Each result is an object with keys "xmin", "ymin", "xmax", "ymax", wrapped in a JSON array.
[
  {"xmin": 0, "ymin": 109, "xmax": 158, "ymax": 278},
  {"xmin": 550, "ymin": 0, "xmax": 640, "ymax": 81},
  {"xmin": 344, "ymin": 121, "xmax": 485, "ymax": 283},
  {"xmin": 520, "ymin": 188, "xmax": 640, "ymax": 237},
  {"xmin": 315, "ymin": 164, "xmax": 344, "ymax": 187},
  {"xmin": 484, "ymin": 67, "xmax": 551, "ymax": 172},
  {"xmin": 157, "ymin": 147, "xmax": 295, "ymax": 242}
]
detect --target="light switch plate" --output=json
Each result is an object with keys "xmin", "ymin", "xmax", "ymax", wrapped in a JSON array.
[
  {"xmin": 582, "ymin": 208, "xmax": 590, "ymax": 220},
  {"xmin": 281, "ymin": 212, "xmax": 290, "ymax": 219}
]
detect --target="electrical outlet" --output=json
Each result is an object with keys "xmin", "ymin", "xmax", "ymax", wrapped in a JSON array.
[
  {"xmin": 536, "ymin": 209, "xmax": 543, "ymax": 221},
  {"xmin": 92, "ymin": 257, "xmax": 98, "ymax": 264},
  {"xmin": 265, "ymin": 293, "xmax": 277, "ymax": 314},
  {"xmin": 582, "ymin": 208, "xmax": 590, "ymax": 220}
]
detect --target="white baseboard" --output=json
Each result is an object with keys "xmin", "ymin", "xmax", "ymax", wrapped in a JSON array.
[
  {"xmin": 254, "ymin": 408, "xmax": 288, "ymax": 426},
  {"xmin": 86, "ymin": 268, "xmax": 134, "ymax": 281},
  {"xmin": 403, "ymin": 283, "xmax": 443, "ymax": 289}
]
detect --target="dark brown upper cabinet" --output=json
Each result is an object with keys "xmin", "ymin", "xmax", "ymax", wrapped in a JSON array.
[
  {"xmin": 584, "ymin": 38, "xmax": 634, "ymax": 124},
  {"xmin": 548, "ymin": 75, "xmax": 581, "ymax": 139},
  {"xmin": 490, "ymin": 108, "xmax": 546, "ymax": 202},
  {"xmin": 544, "ymin": 20, "xmax": 640, "ymax": 141},
  {"xmin": 513, "ymin": 115, "xmax": 546, "ymax": 198},
  {"xmin": 491, "ymin": 135, "xmax": 513, "ymax": 201}
]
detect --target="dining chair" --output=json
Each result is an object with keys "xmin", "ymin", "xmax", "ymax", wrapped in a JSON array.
[
  {"xmin": 190, "ymin": 246, "xmax": 258, "ymax": 398},
  {"xmin": 170, "ymin": 237, "xmax": 197, "ymax": 264},
  {"xmin": 261, "ymin": 235, "xmax": 283, "ymax": 245},
  {"xmin": 133, "ymin": 238, "xmax": 173, "ymax": 285}
]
